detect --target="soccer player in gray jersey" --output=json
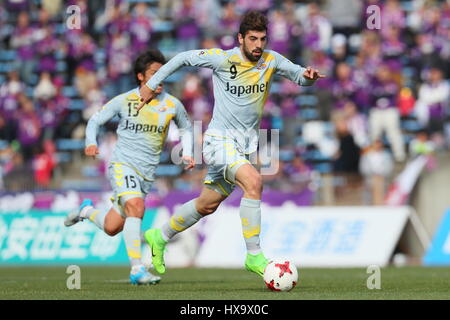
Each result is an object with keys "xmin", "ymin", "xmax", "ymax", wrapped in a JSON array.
[
  {"xmin": 64, "ymin": 50, "xmax": 194, "ymax": 285},
  {"xmin": 139, "ymin": 11, "xmax": 325, "ymax": 277}
]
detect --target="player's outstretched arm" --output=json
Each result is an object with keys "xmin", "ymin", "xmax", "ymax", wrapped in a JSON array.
[
  {"xmin": 138, "ymin": 49, "xmax": 227, "ymax": 110},
  {"xmin": 273, "ymin": 51, "xmax": 325, "ymax": 86},
  {"xmin": 85, "ymin": 95, "xmax": 122, "ymax": 159}
]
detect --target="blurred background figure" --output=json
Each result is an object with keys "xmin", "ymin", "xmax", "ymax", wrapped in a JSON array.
[
  {"xmin": 414, "ymin": 66, "xmax": 450, "ymax": 143},
  {"xmin": 0, "ymin": 0, "xmax": 446, "ymax": 203},
  {"xmin": 359, "ymin": 139, "xmax": 394, "ymax": 205}
]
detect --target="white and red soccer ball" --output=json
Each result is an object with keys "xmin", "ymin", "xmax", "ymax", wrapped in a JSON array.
[{"xmin": 263, "ymin": 259, "xmax": 298, "ymax": 292}]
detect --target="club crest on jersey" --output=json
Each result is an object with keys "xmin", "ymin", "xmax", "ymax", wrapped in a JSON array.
[{"xmin": 256, "ymin": 60, "xmax": 267, "ymax": 70}]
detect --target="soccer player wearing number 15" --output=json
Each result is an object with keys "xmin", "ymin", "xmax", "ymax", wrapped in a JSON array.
[
  {"xmin": 139, "ymin": 11, "xmax": 325, "ymax": 277},
  {"xmin": 64, "ymin": 50, "xmax": 195, "ymax": 285}
]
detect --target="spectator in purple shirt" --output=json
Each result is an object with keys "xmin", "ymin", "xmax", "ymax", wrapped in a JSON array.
[
  {"xmin": 381, "ymin": 0, "xmax": 406, "ymax": 39},
  {"xmin": 301, "ymin": 3, "xmax": 332, "ymax": 59},
  {"xmin": 6, "ymin": 0, "xmax": 29, "ymax": 14},
  {"xmin": 235, "ymin": 0, "xmax": 272, "ymax": 14},
  {"xmin": 415, "ymin": 67, "xmax": 450, "ymax": 135},
  {"xmin": 107, "ymin": 31, "xmax": 132, "ymax": 95},
  {"xmin": 381, "ymin": 26, "xmax": 406, "ymax": 75},
  {"xmin": 218, "ymin": 2, "xmax": 240, "ymax": 50},
  {"xmin": 173, "ymin": 0, "xmax": 201, "ymax": 51},
  {"xmin": 129, "ymin": 3, "xmax": 153, "ymax": 58},
  {"xmin": 16, "ymin": 96, "xmax": 42, "ymax": 161},
  {"xmin": 331, "ymin": 62, "xmax": 359, "ymax": 111},
  {"xmin": 10, "ymin": 11, "xmax": 35, "ymax": 84},
  {"xmin": 35, "ymin": 26, "xmax": 60, "ymax": 74},
  {"xmin": 368, "ymin": 64, "xmax": 405, "ymax": 162},
  {"xmin": 268, "ymin": 9, "xmax": 292, "ymax": 56}
]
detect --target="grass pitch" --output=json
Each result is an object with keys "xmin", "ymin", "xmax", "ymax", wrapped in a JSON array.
[{"xmin": 0, "ymin": 266, "xmax": 449, "ymax": 300}]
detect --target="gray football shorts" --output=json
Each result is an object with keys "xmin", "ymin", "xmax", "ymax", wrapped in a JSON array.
[
  {"xmin": 202, "ymin": 133, "xmax": 251, "ymax": 197},
  {"xmin": 108, "ymin": 162, "xmax": 155, "ymax": 218}
]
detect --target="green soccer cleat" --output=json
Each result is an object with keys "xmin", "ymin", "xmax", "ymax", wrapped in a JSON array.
[
  {"xmin": 144, "ymin": 228, "xmax": 167, "ymax": 274},
  {"xmin": 245, "ymin": 252, "xmax": 269, "ymax": 277}
]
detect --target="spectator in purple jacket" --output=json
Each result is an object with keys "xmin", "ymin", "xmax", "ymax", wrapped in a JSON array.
[
  {"xmin": 35, "ymin": 26, "xmax": 60, "ymax": 74},
  {"xmin": 65, "ymin": 30, "xmax": 96, "ymax": 84},
  {"xmin": 235, "ymin": 0, "xmax": 272, "ymax": 14},
  {"xmin": 10, "ymin": 11, "xmax": 35, "ymax": 84},
  {"xmin": 268, "ymin": 9, "xmax": 292, "ymax": 56},
  {"xmin": 331, "ymin": 62, "xmax": 359, "ymax": 111},
  {"xmin": 381, "ymin": 0, "xmax": 406, "ymax": 39},
  {"xmin": 301, "ymin": 3, "xmax": 332, "ymax": 59},
  {"xmin": 415, "ymin": 67, "xmax": 450, "ymax": 135},
  {"xmin": 129, "ymin": 3, "xmax": 152, "ymax": 58},
  {"xmin": 381, "ymin": 26, "xmax": 406, "ymax": 75},
  {"xmin": 39, "ymin": 76, "xmax": 69, "ymax": 140},
  {"xmin": 16, "ymin": 96, "xmax": 42, "ymax": 161},
  {"xmin": 173, "ymin": 0, "xmax": 201, "ymax": 51},
  {"xmin": 6, "ymin": 0, "xmax": 29, "ymax": 14},
  {"xmin": 106, "ymin": 31, "xmax": 132, "ymax": 95},
  {"xmin": 368, "ymin": 64, "xmax": 405, "ymax": 162},
  {"xmin": 218, "ymin": 2, "xmax": 240, "ymax": 50}
]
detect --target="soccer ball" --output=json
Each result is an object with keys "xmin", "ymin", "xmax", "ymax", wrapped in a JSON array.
[{"xmin": 263, "ymin": 259, "xmax": 298, "ymax": 292}]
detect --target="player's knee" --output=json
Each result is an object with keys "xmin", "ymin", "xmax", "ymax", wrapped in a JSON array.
[
  {"xmin": 104, "ymin": 224, "xmax": 123, "ymax": 236},
  {"xmin": 124, "ymin": 198, "xmax": 145, "ymax": 218},
  {"xmin": 242, "ymin": 173, "xmax": 263, "ymax": 198},
  {"xmin": 196, "ymin": 201, "xmax": 220, "ymax": 216}
]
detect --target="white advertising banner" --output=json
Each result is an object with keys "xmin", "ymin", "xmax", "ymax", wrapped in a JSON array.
[{"xmin": 195, "ymin": 204, "xmax": 411, "ymax": 268}]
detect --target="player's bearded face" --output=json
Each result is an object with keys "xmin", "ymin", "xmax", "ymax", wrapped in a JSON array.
[{"xmin": 240, "ymin": 30, "xmax": 267, "ymax": 62}]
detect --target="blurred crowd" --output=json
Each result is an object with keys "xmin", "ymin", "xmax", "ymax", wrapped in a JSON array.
[{"xmin": 0, "ymin": 0, "xmax": 448, "ymax": 201}]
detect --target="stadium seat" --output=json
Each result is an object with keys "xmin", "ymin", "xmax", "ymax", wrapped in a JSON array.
[
  {"xmin": 55, "ymin": 23, "xmax": 65, "ymax": 35},
  {"xmin": 0, "ymin": 50, "xmax": 16, "ymax": 61},
  {"xmin": 56, "ymin": 139, "xmax": 85, "ymax": 151},
  {"xmin": 62, "ymin": 86, "xmax": 79, "ymax": 98},
  {"xmin": 279, "ymin": 149, "xmax": 295, "ymax": 161},
  {"xmin": 81, "ymin": 165, "xmax": 101, "ymax": 177},
  {"xmin": 155, "ymin": 164, "xmax": 182, "ymax": 176},
  {"xmin": 128, "ymin": 0, "xmax": 157, "ymax": 3},
  {"xmin": 68, "ymin": 99, "xmax": 85, "ymax": 110},
  {"xmin": 159, "ymin": 151, "xmax": 170, "ymax": 163},
  {"xmin": 152, "ymin": 21, "xmax": 174, "ymax": 33},
  {"xmin": 0, "ymin": 63, "xmax": 13, "ymax": 73},
  {"xmin": 299, "ymin": 108, "xmax": 320, "ymax": 121},
  {"xmin": 313, "ymin": 162, "xmax": 333, "ymax": 174},
  {"xmin": 401, "ymin": 119, "xmax": 423, "ymax": 132},
  {"xmin": 56, "ymin": 61, "xmax": 67, "ymax": 73},
  {"xmin": 296, "ymin": 95, "xmax": 318, "ymax": 107},
  {"xmin": 55, "ymin": 152, "xmax": 72, "ymax": 163},
  {"xmin": 302, "ymin": 149, "xmax": 332, "ymax": 163},
  {"xmin": 0, "ymin": 139, "xmax": 9, "ymax": 150},
  {"xmin": 61, "ymin": 179, "xmax": 103, "ymax": 191}
]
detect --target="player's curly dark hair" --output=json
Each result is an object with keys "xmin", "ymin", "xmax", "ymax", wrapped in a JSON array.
[
  {"xmin": 134, "ymin": 49, "xmax": 166, "ymax": 85},
  {"xmin": 239, "ymin": 10, "xmax": 268, "ymax": 37}
]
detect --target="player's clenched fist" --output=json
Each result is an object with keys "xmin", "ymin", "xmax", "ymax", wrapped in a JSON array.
[
  {"xmin": 85, "ymin": 144, "xmax": 99, "ymax": 159},
  {"xmin": 303, "ymin": 67, "xmax": 326, "ymax": 81},
  {"xmin": 137, "ymin": 85, "xmax": 157, "ymax": 111}
]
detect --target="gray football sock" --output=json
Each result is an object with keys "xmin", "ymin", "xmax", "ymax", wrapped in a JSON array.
[{"xmin": 161, "ymin": 199, "xmax": 203, "ymax": 241}]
